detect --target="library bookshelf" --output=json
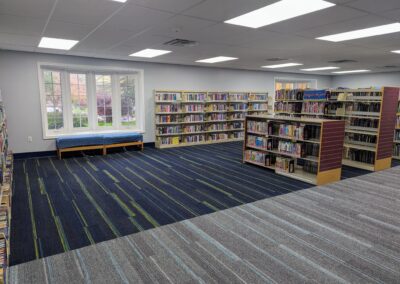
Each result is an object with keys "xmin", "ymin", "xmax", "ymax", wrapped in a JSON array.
[
  {"xmin": 243, "ymin": 115, "xmax": 345, "ymax": 185},
  {"xmin": 155, "ymin": 90, "xmax": 268, "ymax": 149},
  {"xmin": 0, "ymin": 96, "xmax": 12, "ymax": 283},
  {"xmin": 393, "ymin": 94, "xmax": 400, "ymax": 160},
  {"xmin": 273, "ymin": 87, "xmax": 399, "ymax": 171}
]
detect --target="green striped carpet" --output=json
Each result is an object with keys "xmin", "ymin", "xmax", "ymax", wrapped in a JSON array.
[{"xmin": 10, "ymin": 142, "xmax": 380, "ymax": 265}]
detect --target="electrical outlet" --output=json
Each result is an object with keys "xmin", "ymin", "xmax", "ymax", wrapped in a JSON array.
[{"xmin": 28, "ymin": 136, "xmax": 33, "ymax": 142}]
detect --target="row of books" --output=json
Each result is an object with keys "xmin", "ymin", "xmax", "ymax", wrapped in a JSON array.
[
  {"xmin": 184, "ymin": 105, "xmax": 204, "ymax": 112},
  {"xmin": 155, "ymin": 92, "xmax": 181, "ymax": 101},
  {"xmin": 396, "ymin": 117, "xmax": 400, "ymax": 128},
  {"xmin": 249, "ymin": 93, "xmax": 268, "ymax": 101},
  {"xmin": 182, "ymin": 93, "xmax": 207, "ymax": 101},
  {"xmin": 278, "ymin": 141, "xmax": 302, "ymax": 157},
  {"xmin": 275, "ymin": 157, "xmax": 295, "ymax": 173},
  {"xmin": 346, "ymin": 133, "xmax": 377, "ymax": 145},
  {"xmin": 346, "ymin": 103, "xmax": 381, "ymax": 113},
  {"xmin": 302, "ymin": 102, "xmax": 325, "ymax": 115},
  {"xmin": 158, "ymin": 124, "xmax": 244, "ymax": 135},
  {"xmin": 272, "ymin": 123, "xmax": 321, "ymax": 141},
  {"xmin": 247, "ymin": 135, "xmax": 271, "ymax": 149},
  {"xmin": 394, "ymin": 130, "xmax": 400, "ymax": 141},
  {"xmin": 344, "ymin": 148, "xmax": 375, "ymax": 164},
  {"xmin": 249, "ymin": 103, "xmax": 268, "ymax": 110},
  {"xmin": 274, "ymin": 102, "xmax": 302, "ymax": 113},
  {"xmin": 275, "ymin": 89, "xmax": 304, "ymax": 101},
  {"xmin": 156, "ymin": 105, "xmax": 180, "ymax": 113},
  {"xmin": 207, "ymin": 104, "xmax": 227, "ymax": 111},
  {"xmin": 394, "ymin": 144, "xmax": 400, "ymax": 157},
  {"xmin": 247, "ymin": 120, "xmax": 268, "ymax": 133},
  {"xmin": 349, "ymin": 118, "xmax": 379, "ymax": 129}
]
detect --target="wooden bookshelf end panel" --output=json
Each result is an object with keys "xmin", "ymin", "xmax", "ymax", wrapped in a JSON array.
[
  {"xmin": 377, "ymin": 87, "xmax": 399, "ymax": 160},
  {"xmin": 319, "ymin": 120, "xmax": 346, "ymax": 173}
]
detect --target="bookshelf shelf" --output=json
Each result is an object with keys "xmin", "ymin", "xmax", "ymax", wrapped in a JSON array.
[
  {"xmin": 394, "ymin": 96, "xmax": 400, "ymax": 158},
  {"xmin": 243, "ymin": 115, "xmax": 345, "ymax": 185},
  {"xmin": 155, "ymin": 90, "xmax": 268, "ymax": 148}
]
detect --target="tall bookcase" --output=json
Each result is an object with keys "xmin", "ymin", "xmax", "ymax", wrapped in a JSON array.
[
  {"xmin": 243, "ymin": 115, "xmax": 345, "ymax": 185},
  {"xmin": 0, "ymin": 92, "xmax": 12, "ymax": 283},
  {"xmin": 393, "ymin": 94, "xmax": 400, "ymax": 160},
  {"xmin": 155, "ymin": 90, "xmax": 268, "ymax": 148},
  {"xmin": 274, "ymin": 87, "xmax": 399, "ymax": 171}
]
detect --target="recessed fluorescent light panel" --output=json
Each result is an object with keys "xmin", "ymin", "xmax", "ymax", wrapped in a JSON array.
[
  {"xmin": 111, "ymin": 0, "xmax": 127, "ymax": 2},
  {"xmin": 317, "ymin": 23, "xmax": 400, "ymax": 42},
  {"xmin": 391, "ymin": 50, "xmax": 400, "ymax": 54},
  {"xmin": 196, "ymin": 56, "xmax": 238, "ymax": 63},
  {"xmin": 262, "ymin": 63, "xmax": 303, "ymax": 69},
  {"xmin": 332, "ymin": 70, "xmax": 370, "ymax": 74},
  {"xmin": 38, "ymin": 37, "xmax": 79, "ymax": 50},
  {"xmin": 129, "ymin": 49, "xmax": 171, "ymax": 58},
  {"xmin": 225, "ymin": 0, "xmax": 335, "ymax": 28},
  {"xmin": 301, "ymin": 66, "xmax": 339, "ymax": 71}
]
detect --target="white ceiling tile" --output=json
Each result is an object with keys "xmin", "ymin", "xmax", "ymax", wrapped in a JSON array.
[
  {"xmin": 51, "ymin": 0, "xmax": 120, "ymax": 27},
  {"xmin": 342, "ymin": 0, "xmax": 400, "ymax": 13},
  {"xmin": 183, "ymin": 0, "xmax": 275, "ymax": 22},
  {"xmin": 75, "ymin": 27, "xmax": 135, "ymax": 51},
  {"xmin": 263, "ymin": 6, "xmax": 367, "ymax": 34},
  {"xmin": 150, "ymin": 15, "xmax": 216, "ymax": 39},
  {"xmin": 43, "ymin": 21, "xmax": 93, "ymax": 40},
  {"xmin": 0, "ymin": 0, "xmax": 54, "ymax": 18},
  {"xmin": 0, "ymin": 32, "xmax": 38, "ymax": 47},
  {"xmin": 295, "ymin": 14, "xmax": 396, "ymax": 39},
  {"xmin": 130, "ymin": 0, "xmax": 204, "ymax": 13},
  {"xmin": 104, "ymin": 3, "xmax": 174, "ymax": 33},
  {"xmin": 0, "ymin": 14, "xmax": 46, "ymax": 36}
]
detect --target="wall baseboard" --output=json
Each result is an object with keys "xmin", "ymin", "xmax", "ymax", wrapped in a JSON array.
[{"xmin": 13, "ymin": 142, "xmax": 156, "ymax": 159}]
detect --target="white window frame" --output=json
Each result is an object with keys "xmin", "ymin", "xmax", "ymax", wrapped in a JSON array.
[{"xmin": 38, "ymin": 62, "xmax": 145, "ymax": 139}]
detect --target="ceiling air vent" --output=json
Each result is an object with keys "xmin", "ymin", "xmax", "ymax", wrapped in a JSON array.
[
  {"xmin": 382, "ymin": 65, "xmax": 398, "ymax": 68},
  {"xmin": 328, "ymin": 59, "xmax": 357, "ymax": 64},
  {"xmin": 163, "ymin": 39, "xmax": 198, "ymax": 47}
]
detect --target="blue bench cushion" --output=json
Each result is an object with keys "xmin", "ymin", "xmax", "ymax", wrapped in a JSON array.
[
  {"xmin": 56, "ymin": 132, "xmax": 143, "ymax": 149},
  {"xmin": 103, "ymin": 132, "xmax": 143, "ymax": 145},
  {"xmin": 56, "ymin": 134, "xmax": 104, "ymax": 149}
]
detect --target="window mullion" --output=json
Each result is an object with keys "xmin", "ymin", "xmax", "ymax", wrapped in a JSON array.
[
  {"xmin": 113, "ymin": 74, "xmax": 120, "ymax": 130},
  {"xmin": 62, "ymin": 71, "xmax": 72, "ymax": 132},
  {"xmin": 88, "ymin": 73, "xmax": 97, "ymax": 131}
]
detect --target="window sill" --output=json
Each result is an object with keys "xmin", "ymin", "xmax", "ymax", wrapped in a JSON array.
[{"xmin": 44, "ymin": 129, "xmax": 145, "ymax": 140}]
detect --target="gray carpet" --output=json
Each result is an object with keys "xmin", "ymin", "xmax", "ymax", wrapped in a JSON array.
[{"xmin": 8, "ymin": 166, "xmax": 400, "ymax": 284}]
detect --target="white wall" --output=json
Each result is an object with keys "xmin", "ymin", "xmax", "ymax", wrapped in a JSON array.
[
  {"xmin": 331, "ymin": 72, "xmax": 400, "ymax": 88},
  {"xmin": 0, "ymin": 50, "xmax": 331, "ymax": 153}
]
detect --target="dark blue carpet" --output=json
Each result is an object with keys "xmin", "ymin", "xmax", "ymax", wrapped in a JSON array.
[{"xmin": 10, "ymin": 142, "xmax": 398, "ymax": 266}]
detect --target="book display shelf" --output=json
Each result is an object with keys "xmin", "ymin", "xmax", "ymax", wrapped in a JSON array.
[
  {"xmin": 243, "ymin": 115, "xmax": 345, "ymax": 185},
  {"xmin": 274, "ymin": 79, "xmax": 315, "ymax": 116},
  {"xmin": 0, "ymin": 94, "xmax": 12, "ymax": 283},
  {"xmin": 293, "ymin": 87, "xmax": 399, "ymax": 171},
  {"xmin": 155, "ymin": 90, "xmax": 268, "ymax": 148},
  {"xmin": 394, "ymin": 94, "xmax": 400, "ymax": 160}
]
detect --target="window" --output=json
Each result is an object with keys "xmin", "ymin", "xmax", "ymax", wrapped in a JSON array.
[
  {"xmin": 120, "ymin": 75, "xmax": 136, "ymax": 127},
  {"xmin": 95, "ymin": 75, "xmax": 113, "ymax": 127},
  {"xmin": 44, "ymin": 70, "xmax": 63, "ymax": 130},
  {"xmin": 39, "ymin": 63, "xmax": 144, "ymax": 138},
  {"xmin": 70, "ymin": 73, "xmax": 89, "ymax": 128}
]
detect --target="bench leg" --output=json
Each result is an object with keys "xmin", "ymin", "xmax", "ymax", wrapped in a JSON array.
[
  {"xmin": 141, "ymin": 143, "xmax": 144, "ymax": 151},
  {"xmin": 103, "ymin": 147, "xmax": 107, "ymax": 155},
  {"xmin": 57, "ymin": 150, "xmax": 62, "ymax": 160}
]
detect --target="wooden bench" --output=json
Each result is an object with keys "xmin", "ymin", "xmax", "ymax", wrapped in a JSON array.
[{"xmin": 56, "ymin": 133, "xmax": 144, "ymax": 159}]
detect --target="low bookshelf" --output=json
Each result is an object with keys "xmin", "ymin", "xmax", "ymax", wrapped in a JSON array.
[
  {"xmin": 274, "ymin": 88, "xmax": 304, "ymax": 116},
  {"xmin": 155, "ymin": 90, "xmax": 268, "ymax": 149},
  {"xmin": 394, "ymin": 94, "xmax": 400, "ymax": 160},
  {"xmin": 243, "ymin": 115, "xmax": 345, "ymax": 185}
]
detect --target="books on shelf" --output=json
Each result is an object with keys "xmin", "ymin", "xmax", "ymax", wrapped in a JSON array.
[
  {"xmin": 155, "ymin": 90, "xmax": 268, "ymax": 148},
  {"xmin": 275, "ymin": 89, "xmax": 304, "ymax": 101},
  {"xmin": 155, "ymin": 92, "xmax": 181, "ymax": 102},
  {"xmin": 243, "ymin": 115, "xmax": 345, "ymax": 185}
]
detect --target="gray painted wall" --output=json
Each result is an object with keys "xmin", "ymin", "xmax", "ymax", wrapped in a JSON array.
[
  {"xmin": 0, "ymin": 50, "xmax": 332, "ymax": 153},
  {"xmin": 331, "ymin": 72, "xmax": 400, "ymax": 88}
]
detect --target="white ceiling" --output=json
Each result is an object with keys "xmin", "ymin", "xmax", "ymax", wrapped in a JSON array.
[{"xmin": 1, "ymin": 0, "xmax": 400, "ymax": 75}]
